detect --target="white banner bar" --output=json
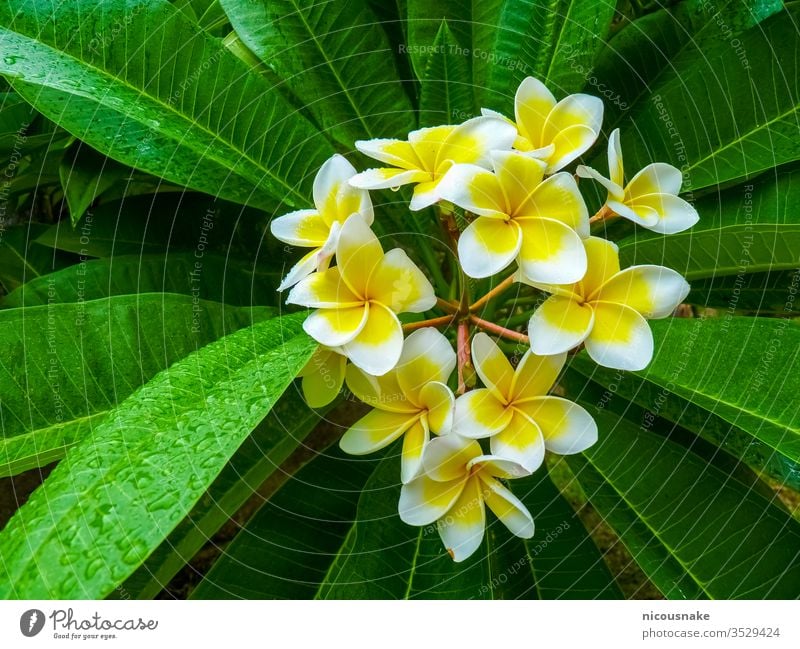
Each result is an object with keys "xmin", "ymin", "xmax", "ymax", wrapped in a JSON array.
[{"xmin": 0, "ymin": 600, "xmax": 797, "ymax": 648}]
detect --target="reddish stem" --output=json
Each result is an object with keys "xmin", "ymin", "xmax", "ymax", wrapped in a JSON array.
[
  {"xmin": 588, "ymin": 204, "xmax": 614, "ymax": 225},
  {"xmin": 469, "ymin": 315, "xmax": 529, "ymax": 344},
  {"xmin": 470, "ymin": 274, "xmax": 516, "ymax": 312},
  {"xmin": 436, "ymin": 297, "xmax": 460, "ymax": 314},
  {"xmin": 456, "ymin": 321, "xmax": 471, "ymax": 394},
  {"xmin": 402, "ymin": 315, "xmax": 455, "ymax": 332}
]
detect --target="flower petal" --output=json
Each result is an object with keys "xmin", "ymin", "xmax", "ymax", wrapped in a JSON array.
[
  {"xmin": 521, "ymin": 172, "xmax": 589, "ymax": 237},
  {"xmin": 608, "ymin": 198, "xmax": 660, "ymax": 228},
  {"xmin": 528, "ymin": 295, "xmax": 594, "ymax": 356},
  {"xmin": 510, "ymin": 349, "xmax": 567, "ymax": 402},
  {"xmin": 409, "ymin": 177, "xmax": 448, "ymax": 211},
  {"xmin": 349, "ymin": 167, "xmax": 432, "ymax": 190},
  {"xmin": 344, "ymin": 363, "xmax": 416, "ymax": 413},
  {"xmin": 457, "ymin": 216, "xmax": 522, "ymax": 279},
  {"xmin": 408, "ymin": 125, "xmax": 457, "ymax": 171},
  {"xmin": 368, "ymin": 248, "xmax": 436, "ymax": 313},
  {"xmin": 270, "ymin": 209, "xmax": 329, "ymax": 247},
  {"xmin": 303, "ymin": 304, "xmax": 369, "ymax": 347},
  {"xmin": 542, "ymin": 93, "xmax": 603, "ymax": 146},
  {"xmin": 313, "ymin": 153, "xmax": 373, "ymax": 226},
  {"xmin": 355, "ymin": 138, "xmax": 422, "ymax": 170},
  {"xmin": 593, "ymin": 265, "xmax": 690, "ymax": 318},
  {"xmin": 336, "ymin": 213, "xmax": 384, "ymax": 298},
  {"xmin": 479, "ymin": 475, "xmax": 535, "ymax": 539},
  {"xmin": 399, "ymin": 474, "xmax": 466, "ymax": 526},
  {"xmin": 453, "ymin": 388, "xmax": 514, "ymax": 438},
  {"xmin": 608, "ymin": 128, "xmax": 624, "ymax": 188},
  {"xmin": 299, "ymin": 348, "xmax": 346, "ymax": 409},
  {"xmin": 395, "ymin": 328, "xmax": 457, "ymax": 400},
  {"xmin": 625, "ymin": 162, "xmax": 683, "ymax": 199},
  {"xmin": 628, "ymin": 193, "xmax": 700, "ymax": 234},
  {"xmin": 340, "ymin": 409, "xmax": 417, "ymax": 455},
  {"xmin": 437, "ymin": 115, "xmax": 517, "ymax": 169},
  {"xmin": 437, "ymin": 477, "xmax": 487, "ymax": 562},
  {"xmin": 514, "ymin": 76, "xmax": 557, "ymax": 146},
  {"xmin": 470, "ymin": 455, "xmax": 532, "ymax": 479},
  {"xmin": 585, "ymin": 301, "xmax": 654, "ymax": 370},
  {"xmin": 436, "ymin": 163, "xmax": 507, "ymax": 217},
  {"xmin": 579, "ymin": 236, "xmax": 620, "ymax": 298},
  {"xmin": 419, "ymin": 381, "xmax": 455, "ymax": 434},
  {"xmin": 277, "ymin": 247, "xmax": 322, "ymax": 291},
  {"xmin": 517, "ymin": 217, "xmax": 587, "ymax": 284},
  {"xmin": 423, "ymin": 433, "xmax": 481, "ymax": 482},
  {"xmin": 576, "ymin": 164, "xmax": 624, "ymax": 202},
  {"xmin": 341, "ymin": 302, "xmax": 404, "ymax": 375},
  {"xmin": 490, "ymin": 150, "xmax": 547, "ymax": 213},
  {"xmin": 402, "ymin": 417, "xmax": 429, "ymax": 483},
  {"xmin": 471, "ymin": 331, "xmax": 514, "ymax": 400},
  {"xmin": 516, "ymin": 396, "xmax": 598, "ymax": 455},
  {"xmin": 488, "ymin": 409, "xmax": 546, "ymax": 472},
  {"xmin": 286, "ymin": 267, "xmax": 361, "ymax": 308}
]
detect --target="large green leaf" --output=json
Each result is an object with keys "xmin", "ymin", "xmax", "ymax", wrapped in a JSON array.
[
  {"xmin": 474, "ymin": 0, "xmax": 617, "ymax": 110},
  {"xmin": 569, "ymin": 408, "xmax": 800, "ymax": 598},
  {"xmin": 0, "ymin": 293, "xmax": 273, "ymax": 478},
  {"xmin": 418, "ymin": 21, "xmax": 475, "ymax": 126},
  {"xmin": 219, "ymin": 0, "xmax": 415, "ymax": 144},
  {"xmin": 592, "ymin": 0, "xmax": 783, "ymax": 134},
  {"xmin": 616, "ymin": 5, "xmax": 800, "ymax": 191},
  {"xmin": 120, "ymin": 388, "xmax": 330, "ymax": 599},
  {"xmin": 0, "ymin": 224, "xmax": 77, "ymax": 292},
  {"xmin": 0, "ymin": 0, "xmax": 334, "ymax": 209},
  {"xmin": 617, "ymin": 168, "xmax": 800, "ymax": 280},
  {"xmin": 405, "ymin": 1, "xmax": 473, "ymax": 82},
  {"xmin": 689, "ymin": 270, "xmax": 800, "ymax": 315},
  {"xmin": 573, "ymin": 317, "xmax": 800, "ymax": 487},
  {"xmin": 311, "ymin": 449, "xmax": 618, "ymax": 599},
  {"xmin": 190, "ymin": 444, "xmax": 381, "ymax": 599},
  {"xmin": 3, "ymin": 253, "xmax": 281, "ymax": 309},
  {"xmin": 0, "ymin": 312, "xmax": 316, "ymax": 598}
]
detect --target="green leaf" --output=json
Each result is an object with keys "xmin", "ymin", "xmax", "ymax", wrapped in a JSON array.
[
  {"xmin": 0, "ymin": 224, "xmax": 77, "ymax": 292},
  {"xmin": 616, "ymin": 5, "xmax": 800, "ymax": 191},
  {"xmin": 0, "ymin": 312, "xmax": 316, "ymax": 598},
  {"xmin": 0, "ymin": 293, "xmax": 274, "ymax": 478},
  {"xmin": 688, "ymin": 270, "xmax": 800, "ymax": 315},
  {"xmin": 59, "ymin": 144, "xmax": 128, "ymax": 226},
  {"xmin": 314, "ymin": 450, "xmax": 618, "ymax": 599},
  {"xmin": 569, "ymin": 408, "xmax": 800, "ymax": 598},
  {"xmin": 405, "ymin": 1, "xmax": 473, "ymax": 81},
  {"xmin": 419, "ymin": 21, "xmax": 475, "ymax": 126},
  {"xmin": 121, "ymin": 388, "xmax": 330, "ymax": 599},
  {"xmin": 219, "ymin": 0, "xmax": 415, "ymax": 143},
  {"xmin": 0, "ymin": 0, "xmax": 334, "ymax": 209},
  {"xmin": 617, "ymin": 168, "xmax": 800, "ymax": 280},
  {"xmin": 3, "ymin": 253, "xmax": 281, "ymax": 309},
  {"xmin": 574, "ymin": 317, "xmax": 800, "ymax": 487},
  {"xmin": 190, "ymin": 444, "xmax": 381, "ymax": 599},
  {"xmin": 474, "ymin": 0, "xmax": 617, "ymax": 110},
  {"xmin": 592, "ymin": 0, "xmax": 783, "ymax": 133}
]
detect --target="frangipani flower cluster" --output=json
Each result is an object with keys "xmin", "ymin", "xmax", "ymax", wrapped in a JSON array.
[{"xmin": 272, "ymin": 76, "xmax": 697, "ymax": 562}]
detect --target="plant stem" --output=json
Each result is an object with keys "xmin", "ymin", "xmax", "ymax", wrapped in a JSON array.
[
  {"xmin": 469, "ymin": 315, "xmax": 529, "ymax": 344},
  {"xmin": 589, "ymin": 204, "xmax": 614, "ymax": 225},
  {"xmin": 436, "ymin": 297, "xmax": 460, "ymax": 314},
  {"xmin": 456, "ymin": 321, "xmax": 471, "ymax": 395},
  {"xmin": 470, "ymin": 273, "xmax": 516, "ymax": 312},
  {"xmin": 402, "ymin": 315, "xmax": 455, "ymax": 332}
]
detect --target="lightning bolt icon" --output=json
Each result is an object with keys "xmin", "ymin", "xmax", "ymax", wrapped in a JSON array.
[{"xmin": 28, "ymin": 611, "xmax": 38, "ymax": 632}]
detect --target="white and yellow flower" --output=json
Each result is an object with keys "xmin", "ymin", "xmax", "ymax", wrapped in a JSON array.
[
  {"xmin": 452, "ymin": 333, "xmax": 596, "ymax": 471},
  {"xmin": 296, "ymin": 346, "xmax": 347, "ymax": 409},
  {"xmin": 349, "ymin": 116, "xmax": 517, "ymax": 211},
  {"xmin": 437, "ymin": 150, "xmax": 589, "ymax": 283},
  {"xmin": 399, "ymin": 434, "xmax": 533, "ymax": 562},
  {"xmin": 340, "ymin": 328, "xmax": 456, "ymax": 483},
  {"xmin": 270, "ymin": 154, "xmax": 373, "ymax": 290},
  {"xmin": 576, "ymin": 128, "xmax": 699, "ymax": 234},
  {"xmin": 287, "ymin": 215, "xmax": 435, "ymax": 376},
  {"xmin": 483, "ymin": 76, "xmax": 603, "ymax": 174},
  {"xmin": 524, "ymin": 236, "xmax": 690, "ymax": 370}
]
